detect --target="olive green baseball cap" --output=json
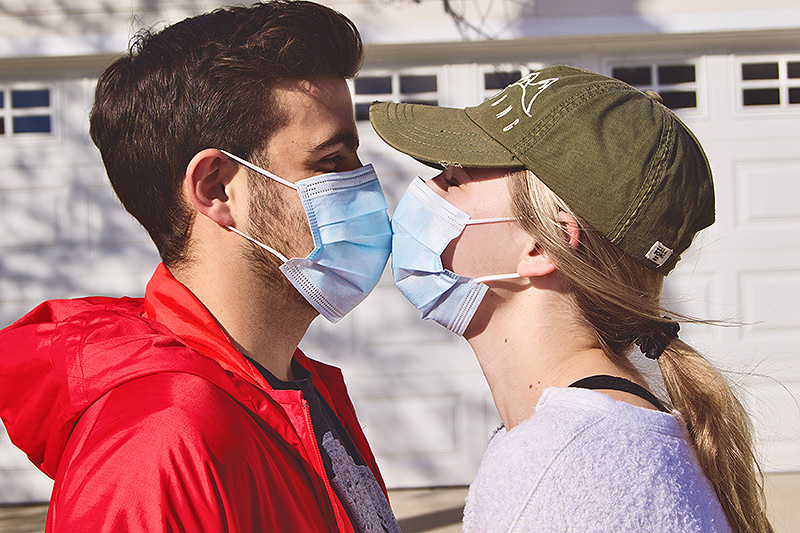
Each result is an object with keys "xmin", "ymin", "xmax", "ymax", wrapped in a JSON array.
[{"xmin": 369, "ymin": 65, "xmax": 715, "ymax": 273}]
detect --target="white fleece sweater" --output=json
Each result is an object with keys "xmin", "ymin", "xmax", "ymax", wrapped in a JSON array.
[{"xmin": 462, "ymin": 387, "xmax": 732, "ymax": 532}]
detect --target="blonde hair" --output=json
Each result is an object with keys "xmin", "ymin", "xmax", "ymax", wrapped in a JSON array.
[{"xmin": 510, "ymin": 169, "xmax": 773, "ymax": 533}]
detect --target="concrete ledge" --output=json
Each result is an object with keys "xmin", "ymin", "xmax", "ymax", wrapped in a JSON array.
[{"xmin": 1, "ymin": 473, "xmax": 797, "ymax": 532}]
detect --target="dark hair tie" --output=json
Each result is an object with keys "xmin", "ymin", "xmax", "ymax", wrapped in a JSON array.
[{"xmin": 635, "ymin": 318, "xmax": 680, "ymax": 360}]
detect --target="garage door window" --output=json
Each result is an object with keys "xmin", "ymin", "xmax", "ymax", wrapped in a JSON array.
[
  {"xmin": 738, "ymin": 57, "xmax": 800, "ymax": 108},
  {"xmin": 609, "ymin": 62, "xmax": 699, "ymax": 111},
  {"xmin": 0, "ymin": 87, "xmax": 54, "ymax": 138},
  {"xmin": 352, "ymin": 70, "xmax": 439, "ymax": 122}
]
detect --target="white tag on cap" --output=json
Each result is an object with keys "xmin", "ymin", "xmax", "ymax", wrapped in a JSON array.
[{"xmin": 646, "ymin": 241, "xmax": 673, "ymax": 267}]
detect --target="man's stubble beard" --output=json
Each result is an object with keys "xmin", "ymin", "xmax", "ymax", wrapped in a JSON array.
[{"xmin": 244, "ymin": 174, "xmax": 315, "ymax": 309}]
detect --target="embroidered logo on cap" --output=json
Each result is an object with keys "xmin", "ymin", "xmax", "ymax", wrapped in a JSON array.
[
  {"xmin": 490, "ymin": 71, "xmax": 559, "ymax": 132},
  {"xmin": 646, "ymin": 241, "xmax": 673, "ymax": 267}
]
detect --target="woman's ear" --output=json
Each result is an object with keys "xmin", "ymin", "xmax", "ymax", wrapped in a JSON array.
[
  {"xmin": 516, "ymin": 237, "xmax": 557, "ymax": 278},
  {"xmin": 516, "ymin": 212, "xmax": 581, "ymax": 278},
  {"xmin": 559, "ymin": 211, "xmax": 581, "ymax": 250},
  {"xmin": 183, "ymin": 148, "xmax": 240, "ymax": 227}
]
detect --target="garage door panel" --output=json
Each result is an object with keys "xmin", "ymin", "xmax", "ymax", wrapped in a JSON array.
[
  {"xmin": 662, "ymin": 269, "xmax": 722, "ymax": 353},
  {"xmin": 346, "ymin": 373, "xmax": 497, "ymax": 487},
  {"xmin": 698, "ymin": 141, "xmax": 800, "ymax": 245},
  {"xmin": 355, "ymin": 284, "xmax": 456, "ymax": 349},
  {"xmin": 739, "ymin": 269, "xmax": 800, "ymax": 340},
  {"xmin": 0, "ymin": 186, "xmax": 65, "ymax": 247},
  {"xmin": 731, "ymin": 158, "xmax": 800, "ymax": 255},
  {"xmin": 734, "ymin": 159, "xmax": 800, "ymax": 224},
  {"xmin": 0, "ymin": 429, "xmax": 53, "ymax": 503},
  {"xmin": 671, "ymin": 247, "xmax": 800, "ymax": 333},
  {"xmin": 739, "ymin": 376, "xmax": 800, "ymax": 471},
  {"xmin": 86, "ymin": 182, "xmax": 153, "ymax": 247},
  {"xmin": 302, "ymin": 307, "xmax": 478, "ymax": 378}
]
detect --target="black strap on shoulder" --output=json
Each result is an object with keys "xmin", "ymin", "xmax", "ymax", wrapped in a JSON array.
[{"xmin": 569, "ymin": 375, "xmax": 669, "ymax": 413}]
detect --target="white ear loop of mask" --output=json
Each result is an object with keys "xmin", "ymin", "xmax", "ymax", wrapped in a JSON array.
[
  {"xmin": 221, "ymin": 149, "xmax": 297, "ymax": 189},
  {"xmin": 461, "ymin": 217, "xmax": 523, "ymax": 284},
  {"xmin": 475, "ymin": 272, "xmax": 522, "ymax": 283},
  {"xmin": 226, "ymin": 226, "xmax": 290, "ymax": 263},
  {"xmin": 219, "ymin": 149, "xmax": 295, "ymax": 263}
]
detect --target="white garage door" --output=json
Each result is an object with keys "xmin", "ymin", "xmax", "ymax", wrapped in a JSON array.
[{"xmin": 1, "ymin": 51, "xmax": 798, "ymax": 502}]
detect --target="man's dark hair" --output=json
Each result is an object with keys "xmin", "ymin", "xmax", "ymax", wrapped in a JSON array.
[{"xmin": 89, "ymin": 1, "xmax": 363, "ymax": 267}]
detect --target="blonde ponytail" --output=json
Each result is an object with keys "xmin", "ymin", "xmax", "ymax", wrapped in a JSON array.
[
  {"xmin": 659, "ymin": 342, "xmax": 773, "ymax": 533},
  {"xmin": 510, "ymin": 169, "xmax": 773, "ymax": 533}
]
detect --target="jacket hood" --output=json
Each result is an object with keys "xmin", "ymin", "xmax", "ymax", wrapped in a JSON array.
[
  {"xmin": 0, "ymin": 295, "xmax": 256, "ymax": 478},
  {"xmin": 0, "ymin": 264, "xmax": 371, "ymax": 488}
]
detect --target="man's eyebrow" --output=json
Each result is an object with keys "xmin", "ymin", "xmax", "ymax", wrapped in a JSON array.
[{"xmin": 310, "ymin": 131, "xmax": 359, "ymax": 153}]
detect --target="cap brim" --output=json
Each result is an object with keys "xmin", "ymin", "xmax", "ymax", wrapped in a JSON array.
[{"xmin": 369, "ymin": 101, "xmax": 519, "ymax": 169}]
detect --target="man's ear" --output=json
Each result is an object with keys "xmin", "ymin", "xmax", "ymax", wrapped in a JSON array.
[
  {"xmin": 516, "ymin": 211, "xmax": 580, "ymax": 277},
  {"xmin": 183, "ymin": 148, "xmax": 240, "ymax": 227}
]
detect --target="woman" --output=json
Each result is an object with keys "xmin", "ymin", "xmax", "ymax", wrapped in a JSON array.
[{"xmin": 370, "ymin": 66, "xmax": 772, "ymax": 532}]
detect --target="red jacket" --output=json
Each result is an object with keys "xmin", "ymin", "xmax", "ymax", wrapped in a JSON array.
[{"xmin": 0, "ymin": 264, "xmax": 386, "ymax": 532}]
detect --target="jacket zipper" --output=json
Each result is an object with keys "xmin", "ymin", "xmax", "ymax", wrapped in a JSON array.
[{"xmin": 302, "ymin": 399, "xmax": 348, "ymax": 533}]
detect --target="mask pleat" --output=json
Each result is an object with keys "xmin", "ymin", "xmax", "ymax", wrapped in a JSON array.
[
  {"xmin": 316, "ymin": 211, "xmax": 394, "ymax": 244},
  {"xmin": 390, "ymin": 230, "xmax": 445, "ymax": 272},
  {"xmin": 300, "ymin": 179, "xmax": 388, "ymax": 226}
]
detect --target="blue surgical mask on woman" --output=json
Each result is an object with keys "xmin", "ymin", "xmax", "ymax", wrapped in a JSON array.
[
  {"xmin": 221, "ymin": 150, "xmax": 392, "ymax": 323},
  {"xmin": 391, "ymin": 177, "xmax": 520, "ymax": 336}
]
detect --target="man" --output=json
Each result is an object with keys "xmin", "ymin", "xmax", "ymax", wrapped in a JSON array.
[{"xmin": 0, "ymin": 2, "xmax": 398, "ymax": 531}]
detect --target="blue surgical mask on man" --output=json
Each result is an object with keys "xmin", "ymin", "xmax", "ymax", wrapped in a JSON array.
[
  {"xmin": 390, "ymin": 177, "xmax": 520, "ymax": 336},
  {"xmin": 221, "ymin": 150, "xmax": 392, "ymax": 323}
]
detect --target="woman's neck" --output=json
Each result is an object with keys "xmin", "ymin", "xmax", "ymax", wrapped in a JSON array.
[{"xmin": 465, "ymin": 283, "xmax": 637, "ymax": 429}]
